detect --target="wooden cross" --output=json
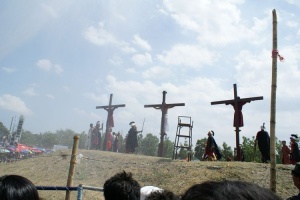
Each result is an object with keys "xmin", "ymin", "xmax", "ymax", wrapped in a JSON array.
[
  {"xmin": 96, "ymin": 94, "xmax": 125, "ymax": 151},
  {"xmin": 144, "ymin": 91, "xmax": 185, "ymax": 157},
  {"xmin": 211, "ymin": 84, "xmax": 263, "ymax": 161}
]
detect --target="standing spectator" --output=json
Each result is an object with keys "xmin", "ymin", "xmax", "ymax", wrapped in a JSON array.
[
  {"xmin": 288, "ymin": 164, "xmax": 300, "ymax": 200},
  {"xmin": 205, "ymin": 131, "xmax": 222, "ymax": 161},
  {"xmin": 0, "ymin": 174, "xmax": 40, "ymax": 200},
  {"xmin": 103, "ymin": 171, "xmax": 140, "ymax": 200},
  {"xmin": 113, "ymin": 132, "xmax": 120, "ymax": 152},
  {"xmin": 85, "ymin": 123, "xmax": 93, "ymax": 150},
  {"xmin": 282, "ymin": 140, "xmax": 290, "ymax": 164},
  {"xmin": 92, "ymin": 121, "xmax": 101, "ymax": 150},
  {"xmin": 256, "ymin": 124, "xmax": 270, "ymax": 163},
  {"xmin": 290, "ymin": 135, "xmax": 300, "ymax": 165},
  {"xmin": 126, "ymin": 122, "xmax": 142, "ymax": 154}
]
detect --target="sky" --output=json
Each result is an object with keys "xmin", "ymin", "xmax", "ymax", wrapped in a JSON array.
[{"xmin": 1, "ymin": 0, "xmax": 300, "ymax": 149}]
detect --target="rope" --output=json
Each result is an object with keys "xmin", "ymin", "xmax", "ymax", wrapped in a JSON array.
[{"xmin": 272, "ymin": 49, "xmax": 285, "ymax": 62}]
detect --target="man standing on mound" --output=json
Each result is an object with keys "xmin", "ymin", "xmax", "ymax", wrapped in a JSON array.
[
  {"xmin": 126, "ymin": 121, "xmax": 142, "ymax": 153},
  {"xmin": 256, "ymin": 123, "xmax": 270, "ymax": 163}
]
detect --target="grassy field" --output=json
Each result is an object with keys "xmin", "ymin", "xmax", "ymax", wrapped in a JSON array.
[{"xmin": 0, "ymin": 149, "xmax": 297, "ymax": 200}]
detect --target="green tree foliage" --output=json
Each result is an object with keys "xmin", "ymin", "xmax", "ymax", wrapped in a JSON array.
[
  {"xmin": 163, "ymin": 136, "xmax": 174, "ymax": 158},
  {"xmin": 78, "ymin": 131, "xmax": 87, "ymax": 149},
  {"xmin": 20, "ymin": 130, "xmax": 38, "ymax": 146},
  {"xmin": 221, "ymin": 142, "xmax": 233, "ymax": 161},
  {"xmin": 55, "ymin": 129, "xmax": 77, "ymax": 148},
  {"xmin": 40, "ymin": 132, "xmax": 59, "ymax": 149},
  {"xmin": 0, "ymin": 122, "xmax": 10, "ymax": 139},
  {"xmin": 177, "ymin": 140, "xmax": 189, "ymax": 159},
  {"xmin": 242, "ymin": 136, "xmax": 260, "ymax": 162},
  {"xmin": 139, "ymin": 133, "xmax": 159, "ymax": 156},
  {"xmin": 135, "ymin": 133, "xmax": 144, "ymax": 154},
  {"xmin": 194, "ymin": 138, "xmax": 207, "ymax": 160}
]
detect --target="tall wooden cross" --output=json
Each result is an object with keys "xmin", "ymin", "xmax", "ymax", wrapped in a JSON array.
[
  {"xmin": 145, "ymin": 91, "xmax": 185, "ymax": 157},
  {"xmin": 211, "ymin": 84, "xmax": 263, "ymax": 161},
  {"xmin": 96, "ymin": 94, "xmax": 125, "ymax": 151}
]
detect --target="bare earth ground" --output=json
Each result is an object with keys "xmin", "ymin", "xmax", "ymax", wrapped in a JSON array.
[{"xmin": 0, "ymin": 150, "xmax": 297, "ymax": 200}]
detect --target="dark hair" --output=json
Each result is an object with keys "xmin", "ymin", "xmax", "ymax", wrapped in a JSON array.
[
  {"xmin": 145, "ymin": 189, "xmax": 180, "ymax": 200},
  {"xmin": 0, "ymin": 175, "xmax": 40, "ymax": 200},
  {"xmin": 181, "ymin": 180, "xmax": 282, "ymax": 200},
  {"xmin": 103, "ymin": 171, "xmax": 140, "ymax": 200}
]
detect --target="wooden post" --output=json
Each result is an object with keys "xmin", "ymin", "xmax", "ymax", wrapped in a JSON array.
[
  {"xmin": 144, "ymin": 91, "xmax": 185, "ymax": 157},
  {"xmin": 65, "ymin": 135, "xmax": 80, "ymax": 200},
  {"xmin": 211, "ymin": 84, "xmax": 263, "ymax": 161},
  {"xmin": 270, "ymin": 9, "xmax": 278, "ymax": 193},
  {"xmin": 96, "ymin": 94, "xmax": 125, "ymax": 150}
]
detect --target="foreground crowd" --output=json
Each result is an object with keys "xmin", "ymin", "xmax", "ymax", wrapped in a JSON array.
[{"xmin": 2, "ymin": 164, "xmax": 300, "ymax": 200}]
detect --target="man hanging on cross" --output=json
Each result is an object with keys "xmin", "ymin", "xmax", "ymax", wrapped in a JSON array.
[
  {"xmin": 211, "ymin": 84, "xmax": 263, "ymax": 161},
  {"xmin": 226, "ymin": 96, "xmax": 251, "ymax": 127},
  {"xmin": 96, "ymin": 94, "xmax": 125, "ymax": 151},
  {"xmin": 144, "ymin": 91, "xmax": 185, "ymax": 157}
]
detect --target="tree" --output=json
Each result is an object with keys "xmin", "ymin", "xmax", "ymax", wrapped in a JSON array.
[
  {"xmin": 55, "ymin": 129, "xmax": 77, "ymax": 148},
  {"xmin": 78, "ymin": 131, "xmax": 87, "ymax": 149},
  {"xmin": 20, "ymin": 130, "xmax": 37, "ymax": 146},
  {"xmin": 135, "ymin": 133, "xmax": 144, "ymax": 154},
  {"xmin": 194, "ymin": 138, "xmax": 207, "ymax": 160},
  {"xmin": 139, "ymin": 133, "xmax": 159, "ymax": 156},
  {"xmin": 242, "ymin": 136, "xmax": 260, "ymax": 162},
  {"xmin": 40, "ymin": 132, "xmax": 59, "ymax": 149},
  {"xmin": 0, "ymin": 122, "xmax": 10, "ymax": 139},
  {"xmin": 163, "ymin": 136, "xmax": 174, "ymax": 158},
  {"xmin": 221, "ymin": 142, "xmax": 233, "ymax": 161},
  {"xmin": 178, "ymin": 140, "xmax": 189, "ymax": 159}
]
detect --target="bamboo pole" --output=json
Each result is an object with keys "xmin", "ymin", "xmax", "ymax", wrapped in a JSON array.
[
  {"xmin": 65, "ymin": 135, "xmax": 80, "ymax": 200},
  {"xmin": 270, "ymin": 9, "xmax": 278, "ymax": 193}
]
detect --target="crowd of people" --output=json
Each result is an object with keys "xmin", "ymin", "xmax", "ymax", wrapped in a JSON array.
[
  {"xmin": 4, "ymin": 165, "xmax": 300, "ymax": 200},
  {"xmin": 85, "ymin": 120, "xmax": 142, "ymax": 154},
  {"xmin": 197, "ymin": 123, "xmax": 300, "ymax": 165}
]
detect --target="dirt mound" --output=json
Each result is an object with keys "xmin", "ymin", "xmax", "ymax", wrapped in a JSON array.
[{"xmin": 0, "ymin": 150, "xmax": 296, "ymax": 199}]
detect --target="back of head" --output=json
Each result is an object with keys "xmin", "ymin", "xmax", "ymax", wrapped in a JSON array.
[
  {"xmin": 181, "ymin": 180, "xmax": 281, "ymax": 200},
  {"xmin": 104, "ymin": 171, "xmax": 140, "ymax": 200},
  {"xmin": 0, "ymin": 175, "xmax": 40, "ymax": 200},
  {"xmin": 145, "ymin": 189, "xmax": 179, "ymax": 200}
]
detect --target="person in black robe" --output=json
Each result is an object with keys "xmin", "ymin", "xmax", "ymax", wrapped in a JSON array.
[
  {"xmin": 205, "ymin": 131, "xmax": 222, "ymax": 161},
  {"xmin": 290, "ymin": 135, "xmax": 300, "ymax": 165},
  {"xmin": 256, "ymin": 124, "xmax": 270, "ymax": 163},
  {"xmin": 126, "ymin": 121, "xmax": 142, "ymax": 153}
]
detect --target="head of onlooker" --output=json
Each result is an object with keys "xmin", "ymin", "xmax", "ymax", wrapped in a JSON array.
[
  {"xmin": 103, "ymin": 171, "xmax": 140, "ymax": 200},
  {"xmin": 140, "ymin": 186, "xmax": 163, "ymax": 200},
  {"xmin": 181, "ymin": 180, "xmax": 281, "ymax": 200},
  {"xmin": 144, "ymin": 188, "xmax": 180, "ymax": 200},
  {"xmin": 0, "ymin": 174, "xmax": 40, "ymax": 200}
]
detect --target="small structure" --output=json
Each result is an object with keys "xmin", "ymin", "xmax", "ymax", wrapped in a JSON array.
[{"xmin": 173, "ymin": 116, "xmax": 193, "ymax": 161}]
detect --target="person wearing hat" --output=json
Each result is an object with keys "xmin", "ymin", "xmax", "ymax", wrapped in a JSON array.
[
  {"xmin": 255, "ymin": 124, "xmax": 270, "ymax": 163},
  {"xmin": 126, "ymin": 121, "xmax": 142, "ymax": 153},
  {"xmin": 204, "ymin": 131, "xmax": 222, "ymax": 161},
  {"xmin": 288, "ymin": 164, "xmax": 300, "ymax": 199},
  {"xmin": 290, "ymin": 135, "xmax": 300, "ymax": 165}
]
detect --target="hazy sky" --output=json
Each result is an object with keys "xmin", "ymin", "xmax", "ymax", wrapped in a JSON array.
[{"xmin": 1, "ymin": 0, "xmax": 300, "ymax": 149}]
